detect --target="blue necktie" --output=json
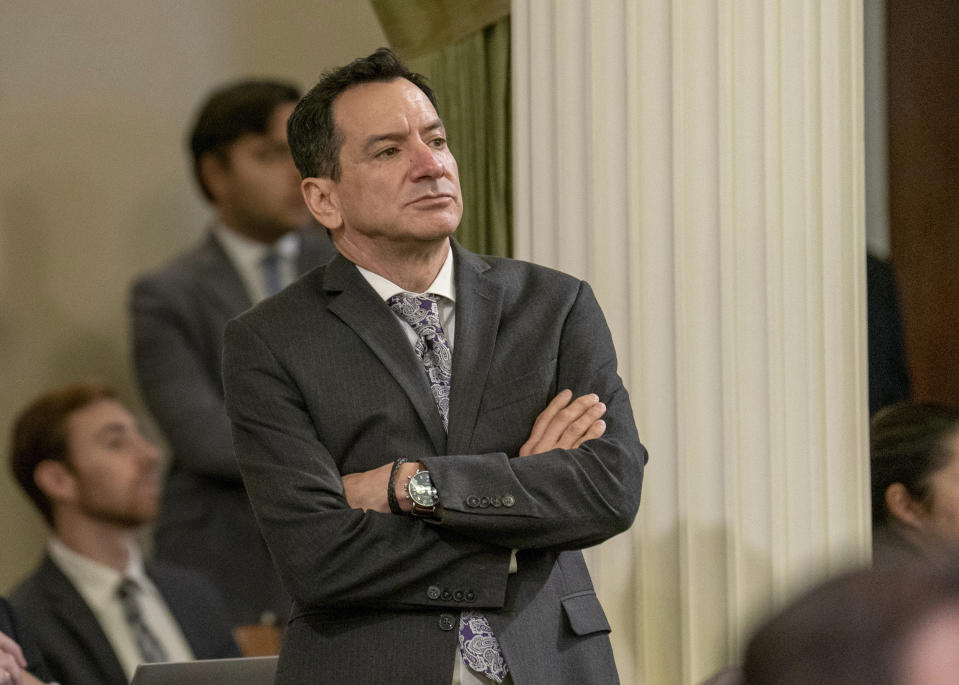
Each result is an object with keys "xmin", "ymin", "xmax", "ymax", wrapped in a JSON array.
[{"xmin": 261, "ymin": 250, "xmax": 283, "ymax": 297}]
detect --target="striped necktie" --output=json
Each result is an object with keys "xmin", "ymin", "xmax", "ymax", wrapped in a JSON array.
[{"xmin": 116, "ymin": 578, "xmax": 168, "ymax": 664}]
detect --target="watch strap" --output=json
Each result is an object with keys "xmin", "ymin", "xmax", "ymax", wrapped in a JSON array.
[{"xmin": 387, "ymin": 457, "xmax": 409, "ymax": 515}]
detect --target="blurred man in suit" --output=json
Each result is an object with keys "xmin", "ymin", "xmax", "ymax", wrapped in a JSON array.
[
  {"xmin": 8, "ymin": 382, "xmax": 239, "ymax": 685},
  {"xmin": 130, "ymin": 79, "xmax": 336, "ymax": 627},
  {"xmin": 222, "ymin": 48, "xmax": 646, "ymax": 684}
]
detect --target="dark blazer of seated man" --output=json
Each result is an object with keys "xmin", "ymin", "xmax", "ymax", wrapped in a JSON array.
[
  {"xmin": 222, "ymin": 49, "xmax": 647, "ymax": 685},
  {"xmin": 8, "ymin": 382, "xmax": 240, "ymax": 685},
  {"xmin": 1, "ymin": 596, "xmax": 51, "ymax": 684}
]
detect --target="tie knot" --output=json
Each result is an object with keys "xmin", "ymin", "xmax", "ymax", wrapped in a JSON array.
[{"xmin": 387, "ymin": 292, "xmax": 442, "ymax": 330}]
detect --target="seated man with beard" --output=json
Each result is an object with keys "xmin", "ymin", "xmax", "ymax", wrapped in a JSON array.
[{"xmin": 8, "ymin": 382, "xmax": 239, "ymax": 685}]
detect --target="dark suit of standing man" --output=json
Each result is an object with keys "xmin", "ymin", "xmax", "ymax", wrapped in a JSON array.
[
  {"xmin": 130, "ymin": 80, "xmax": 336, "ymax": 627},
  {"xmin": 222, "ymin": 49, "xmax": 646, "ymax": 684}
]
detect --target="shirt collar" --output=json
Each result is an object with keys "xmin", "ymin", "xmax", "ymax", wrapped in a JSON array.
[
  {"xmin": 357, "ymin": 241, "xmax": 455, "ymax": 303},
  {"xmin": 212, "ymin": 222, "xmax": 301, "ymax": 270},
  {"xmin": 48, "ymin": 537, "xmax": 154, "ymax": 608}
]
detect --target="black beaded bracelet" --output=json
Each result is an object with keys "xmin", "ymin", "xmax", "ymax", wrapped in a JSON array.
[{"xmin": 387, "ymin": 457, "xmax": 409, "ymax": 515}]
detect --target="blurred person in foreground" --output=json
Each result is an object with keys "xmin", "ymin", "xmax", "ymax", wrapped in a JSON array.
[
  {"xmin": 8, "ymin": 382, "xmax": 239, "ymax": 685},
  {"xmin": 130, "ymin": 79, "xmax": 336, "ymax": 627},
  {"xmin": 743, "ymin": 564, "xmax": 959, "ymax": 685}
]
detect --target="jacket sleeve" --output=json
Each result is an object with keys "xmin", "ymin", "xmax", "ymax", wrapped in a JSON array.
[
  {"xmin": 424, "ymin": 280, "xmax": 647, "ymax": 551},
  {"xmin": 130, "ymin": 275, "xmax": 242, "ymax": 481}
]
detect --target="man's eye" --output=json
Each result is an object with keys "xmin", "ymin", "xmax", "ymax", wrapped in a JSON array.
[
  {"xmin": 378, "ymin": 147, "xmax": 399, "ymax": 158},
  {"xmin": 429, "ymin": 138, "xmax": 447, "ymax": 148}
]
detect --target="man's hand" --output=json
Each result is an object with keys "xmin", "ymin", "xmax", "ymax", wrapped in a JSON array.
[
  {"xmin": 342, "ymin": 460, "xmax": 421, "ymax": 513},
  {"xmin": 341, "ymin": 461, "xmax": 394, "ymax": 513},
  {"xmin": 0, "ymin": 629, "xmax": 27, "ymax": 685},
  {"xmin": 519, "ymin": 389, "xmax": 606, "ymax": 457}
]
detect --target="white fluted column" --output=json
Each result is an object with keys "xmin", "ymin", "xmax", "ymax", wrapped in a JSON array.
[{"xmin": 512, "ymin": 2, "xmax": 869, "ymax": 683}]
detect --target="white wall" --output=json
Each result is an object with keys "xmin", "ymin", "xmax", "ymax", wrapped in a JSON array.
[{"xmin": 0, "ymin": 0, "xmax": 387, "ymax": 592}]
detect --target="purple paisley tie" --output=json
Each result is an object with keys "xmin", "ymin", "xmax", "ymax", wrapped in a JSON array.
[{"xmin": 387, "ymin": 292, "xmax": 509, "ymax": 683}]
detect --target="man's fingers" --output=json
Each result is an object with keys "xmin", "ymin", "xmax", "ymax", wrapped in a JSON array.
[
  {"xmin": 525, "ymin": 389, "xmax": 573, "ymax": 445},
  {"xmin": 570, "ymin": 419, "xmax": 606, "ymax": 450},
  {"xmin": 538, "ymin": 394, "xmax": 601, "ymax": 448},
  {"xmin": 0, "ymin": 633, "xmax": 26, "ymax": 668},
  {"xmin": 556, "ymin": 401, "xmax": 606, "ymax": 450},
  {"xmin": 520, "ymin": 391, "xmax": 606, "ymax": 456}
]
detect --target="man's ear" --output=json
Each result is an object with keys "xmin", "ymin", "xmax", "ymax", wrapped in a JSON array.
[
  {"xmin": 885, "ymin": 482, "xmax": 926, "ymax": 529},
  {"xmin": 199, "ymin": 153, "xmax": 229, "ymax": 204},
  {"xmin": 301, "ymin": 177, "xmax": 343, "ymax": 230},
  {"xmin": 34, "ymin": 460, "xmax": 77, "ymax": 504}
]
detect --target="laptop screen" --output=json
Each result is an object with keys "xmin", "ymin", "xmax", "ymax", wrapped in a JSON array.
[{"xmin": 130, "ymin": 656, "xmax": 278, "ymax": 685}]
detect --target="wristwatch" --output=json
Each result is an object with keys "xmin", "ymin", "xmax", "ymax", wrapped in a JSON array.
[{"xmin": 407, "ymin": 468, "xmax": 439, "ymax": 518}]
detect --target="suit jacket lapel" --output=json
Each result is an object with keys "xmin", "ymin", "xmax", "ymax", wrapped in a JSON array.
[
  {"xmin": 36, "ymin": 556, "xmax": 128, "ymax": 685},
  {"xmin": 447, "ymin": 244, "xmax": 503, "ymax": 454},
  {"xmin": 324, "ymin": 255, "xmax": 448, "ymax": 453}
]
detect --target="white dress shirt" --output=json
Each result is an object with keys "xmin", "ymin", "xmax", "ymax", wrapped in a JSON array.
[
  {"xmin": 357, "ymin": 242, "xmax": 456, "ymax": 347},
  {"xmin": 213, "ymin": 223, "xmax": 301, "ymax": 304},
  {"xmin": 48, "ymin": 538, "xmax": 194, "ymax": 681}
]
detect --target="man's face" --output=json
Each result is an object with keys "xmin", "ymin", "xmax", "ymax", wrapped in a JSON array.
[
  {"xmin": 62, "ymin": 398, "xmax": 162, "ymax": 528},
  {"xmin": 917, "ymin": 432, "xmax": 959, "ymax": 541},
  {"xmin": 209, "ymin": 102, "xmax": 311, "ymax": 243},
  {"xmin": 314, "ymin": 78, "xmax": 462, "ymax": 253}
]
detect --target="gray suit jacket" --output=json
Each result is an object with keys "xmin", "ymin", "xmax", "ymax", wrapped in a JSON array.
[
  {"xmin": 130, "ymin": 226, "xmax": 335, "ymax": 625},
  {"xmin": 222, "ymin": 241, "xmax": 647, "ymax": 685},
  {"xmin": 9, "ymin": 555, "xmax": 240, "ymax": 685}
]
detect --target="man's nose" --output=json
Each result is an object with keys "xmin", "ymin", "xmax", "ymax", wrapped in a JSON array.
[
  {"xmin": 408, "ymin": 140, "xmax": 445, "ymax": 180},
  {"xmin": 138, "ymin": 434, "xmax": 162, "ymax": 465}
]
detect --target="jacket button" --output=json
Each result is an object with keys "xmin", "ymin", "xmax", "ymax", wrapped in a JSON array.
[
  {"xmin": 427, "ymin": 586, "xmax": 441, "ymax": 600},
  {"xmin": 490, "ymin": 496, "xmax": 502, "ymax": 507},
  {"xmin": 441, "ymin": 589, "xmax": 453, "ymax": 601},
  {"xmin": 439, "ymin": 613, "xmax": 456, "ymax": 631},
  {"xmin": 465, "ymin": 590, "xmax": 476, "ymax": 602},
  {"xmin": 466, "ymin": 496, "xmax": 481, "ymax": 507},
  {"xmin": 502, "ymin": 494, "xmax": 515, "ymax": 507},
  {"xmin": 454, "ymin": 590, "xmax": 464, "ymax": 601},
  {"xmin": 479, "ymin": 497, "xmax": 490, "ymax": 508}
]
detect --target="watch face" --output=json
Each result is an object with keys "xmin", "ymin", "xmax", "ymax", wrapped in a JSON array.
[{"xmin": 409, "ymin": 471, "xmax": 438, "ymax": 507}]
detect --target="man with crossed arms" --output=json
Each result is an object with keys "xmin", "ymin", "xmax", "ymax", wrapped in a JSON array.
[{"xmin": 222, "ymin": 48, "xmax": 647, "ymax": 685}]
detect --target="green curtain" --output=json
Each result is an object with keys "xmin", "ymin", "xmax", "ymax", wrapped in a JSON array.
[
  {"xmin": 405, "ymin": 18, "xmax": 511, "ymax": 257},
  {"xmin": 370, "ymin": 1, "xmax": 512, "ymax": 257},
  {"xmin": 370, "ymin": 0, "xmax": 508, "ymax": 59}
]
